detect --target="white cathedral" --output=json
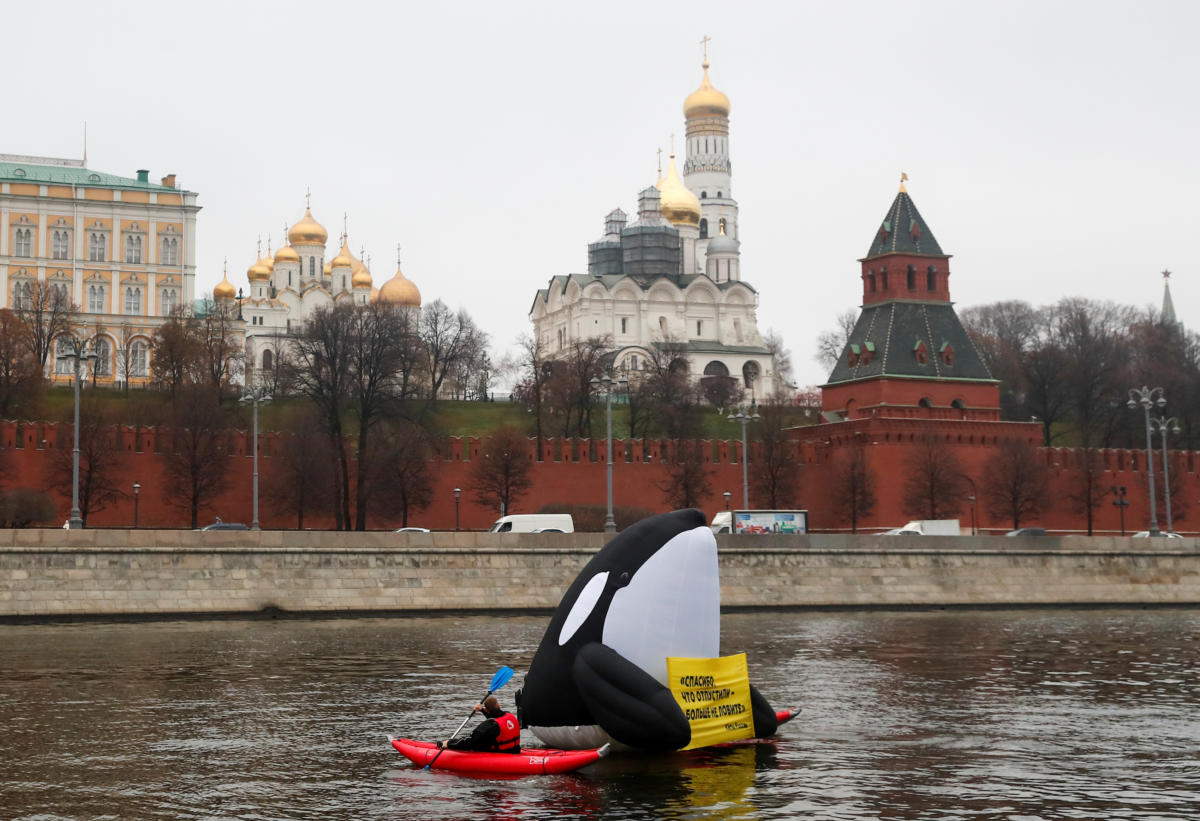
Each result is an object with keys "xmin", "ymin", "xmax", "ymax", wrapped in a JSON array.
[
  {"xmin": 219, "ymin": 197, "xmax": 422, "ymax": 379},
  {"xmin": 530, "ymin": 54, "xmax": 780, "ymax": 399}
]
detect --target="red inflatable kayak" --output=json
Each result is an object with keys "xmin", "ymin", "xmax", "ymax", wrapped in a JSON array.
[{"xmin": 389, "ymin": 736, "xmax": 609, "ymax": 775}]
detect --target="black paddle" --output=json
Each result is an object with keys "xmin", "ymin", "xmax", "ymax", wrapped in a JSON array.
[{"xmin": 425, "ymin": 666, "xmax": 515, "ymax": 770}]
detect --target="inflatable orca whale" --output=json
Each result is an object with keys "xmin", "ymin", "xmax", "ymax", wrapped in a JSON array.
[{"xmin": 516, "ymin": 508, "xmax": 781, "ymax": 751}]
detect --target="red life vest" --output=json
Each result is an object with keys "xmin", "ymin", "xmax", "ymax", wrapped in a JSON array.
[{"xmin": 493, "ymin": 711, "xmax": 521, "ymax": 754}]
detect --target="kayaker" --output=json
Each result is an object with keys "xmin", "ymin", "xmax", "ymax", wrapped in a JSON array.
[{"xmin": 438, "ymin": 695, "xmax": 520, "ymax": 754}]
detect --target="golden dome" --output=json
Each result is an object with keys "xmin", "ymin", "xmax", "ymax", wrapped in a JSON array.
[
  {"xmin": 369, "ymin": 286, "xmax": 380, "ymax": 302},
  {"xmin": 683, "ymin": 61, "xmax": 730, "ymax": 120},
  {"xmin": 288, "ymin": 207, "xmax": 328, "ymax": 246},
  {"xmin": 214, "ymin": 272, "xmax": 236, "ymax": 300},
  {"xmin": 323, "ymin": 261, "xmax": 331, "ymax": 276},
  {"xmin": 659, "ymin": 155, "xmax": 701, "ymax": 227},
  {"xmin": 247, "ymin": 254, "xmax": 271, "ymax": 282},
  {"xmin": 352, "ymin": 268, "xmax": 373, "ymax": 289},
  {"xmin": 330, "ymin": 239, "xmax": 354, "ymax": 270},
  {"xmin": 378, "ymin": 262, "xmax": 421, "ymax": 306},
  {"xmin": 274, "ymin": 244, "xmax": 299, "ymax": 264}
]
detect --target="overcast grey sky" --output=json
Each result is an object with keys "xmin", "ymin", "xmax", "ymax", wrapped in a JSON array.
[{"xmin": 9, "ymin": 1, "xmax": 1198, "ymax": 388}]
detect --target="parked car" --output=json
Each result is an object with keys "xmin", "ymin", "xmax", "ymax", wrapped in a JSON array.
[
  {"xmin": 1131, "ymin": 530, "xmax": 1183, "ymax": 538},
  {"xmin": 395, "ymin": 527, "xmax": 431, "ymax": 533},
  {"xmin": 201, "ymin": 521, "xmax": 249, "ymax": 531},
  {"xmin": 1005, "ymin": 527, "xmax": 1048, "ymax": 537}
]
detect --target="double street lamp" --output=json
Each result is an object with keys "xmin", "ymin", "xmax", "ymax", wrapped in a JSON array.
[
  {"xmin": 132, "ymin": 481, "xmax": 141, "ymax": 528},
  {"xmin": 1111, "ymin": 485, "xmax": 1129, "ymax": 535},
  {"xmin": 591, "ymin": 372, "xmax": 628, "ymax": 533},
  {"xmin": 56, "ymin": 338, "xmax": 97, "ymax": 529},
  {"xmin": 453, "ymin": 486, "xmax": 462, "ymax": 532},
  {"xmin": 728, "ymin": 405, "xmax": 760, "ymax": 510},
  {"xmin": 1127, "ymin": 386, "xmax": 1165, "ymax": 536},
  {"xmin": 1148, "ymin": 415, "xmax": 1181, "ymax": 534},
  {"xmin": 240, "ymin": 385, "xmax": 272, "ymax": 531}
]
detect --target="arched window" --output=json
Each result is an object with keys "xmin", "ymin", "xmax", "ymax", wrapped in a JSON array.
[
  {"xmin": 92, "ymin": 337, "xmax": 111, "ymax": 377},
  {"xmin": 161, "ymin": 236, "xmax": 179, "ymax": 265},
  {"xmin": 658, "ymin": 316, "xmax": 668, "ymax": 336},
  {"xmin": 87, "ymin": 285, "xmax": 106, "ymax": 312},
  {"xmin": 906, "ymin": 265, "xmax": 916, "ymax": 290},
  {"xmin": 918, "ymin": 397, "xmax": 932, "ymax": 408},
  {"xmin": 927, "ymin": 266, "xmax": 937, "ymax": 291},
  {"xmin": 951, "ymin": 398, "xmax": 965, "ymax": 410},
  {"xmin": 703, "ymin": 361, "xmax": 730, "ymax": 378},
  {"xmin": 125, "ymin": 235, "xmax": 143, "ymax": 264},
  {"xmin": 699, "ymin": 218, "xmax": 708, "ymax": 238},
  {"xmin": 52, "ymin": 231, "xmax": 70, "ymax": 259},
  {"xmin": 880, "ymin": 268, "xmax": 889, "ymax": 290},
  {"xmin": 54, "ymin": 337, "xmax": 75, "ymax": 375},
  {"xmin": 262, "ymin": 349, "xmax": 274, "ymax": 372},
  {"xmin": 13, "ymin": 281, "xmax": 32, "ymax": 310},
  {"xmin": 867, "ymin": 271, "xmax": 876, "ymax": 292},
  {"xmin": 717, "ymin": 191, "xmax": 722, "ymax": 198},
  {"xmin": 124, "ymin": 287, "xmax": 141, "ymax": 314},
  {"xmin": 52, "ymin": 283, "xmax": 68, "ymax": 307},
  {"xmin": 88, "ymin": 233, "xmax": 106, "ymax": 262},
  {"xmin": 309, "ymin": 257, "xmax": 315, "ymax": 278},
  {"xmin": 160, "ymin": 288, "xmax": 178, "ymax": 315},
  {"xmin": 131, "ymin": 339, "xmax": 149, "ymax": 377},
  {"xmin": 14, "ymin": 229, "xmax": 32, "ymax": 257},
  {"xmin": 700, "ymin": 191, "xmax": 707, "ymax": 199},
  {"xmin": 742, "ymin": 361, "xmax": 760, "ymax": 388}
]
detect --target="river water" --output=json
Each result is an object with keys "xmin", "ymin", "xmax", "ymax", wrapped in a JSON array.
[{"xmin": 2, "ymin": 609, "xmax": 1198, "ymax": 820}]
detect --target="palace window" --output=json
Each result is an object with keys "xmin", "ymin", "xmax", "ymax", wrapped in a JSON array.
[
  {"xmin": 130, "ymin": 339, "xmax": 149, "ymax": 377},
  {"xmin": 12, "ymin": 281, "xmax": 33, "ymax": 310},
  {"xmin": 124, "ymin": 286, "xmax": 142, "ymax": 314},
  {"xmin": 160, "ymin": 288, "xmax": 179, "ymax": 315},
  {"xmin": 927, "ymin": 266, "xmax": 937, "ymax": 291},
  {"xmin": 124, "ymin": 235, "xmax": 143, "ymax": 264},
  {"xmin": 14, "ymin": 228, "xmax": 32, "ymax": 257},
  {"xmin": 696, "ymin": 321, "xmax": 703, "ymax": 337},
  {"xmin": 906, "ymin": 265, "xmax": 916, "ymax": 290},
  {"xmin": 54, "ymin": 337, "xmax": 75, "ymax": 375},
  {"xmin": 52, "ymin": 230, "xmax": 71, "ymax": 259},
  {"xmin": 51, "ymin": 283, "xmax": 69, "ymax": 308},
  {"xmin": 88, "ymin": 233, "xmax": 106, "ymax": 262},
  {"xmin": 620, "ymin": 317, "xmax": 628, "ymax": 334},
  {"xmin": 161, "ymin": 236, "xmax": 179, "ymax": 265},
  {"xmin": 699, "ymin": 218, "xmax": 708, "ymax": 238},
  {"xmin": 87, "ymin": 285, "xmax": 106, "ymax": 313},
  {"xmin": 92, "ymin": 337, "xmax": 111, "ymax": 376}
]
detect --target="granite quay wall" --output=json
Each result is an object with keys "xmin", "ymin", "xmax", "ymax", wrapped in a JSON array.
[{"xmin": 2, "ymin": 530, "xmax": 1198, "ymax": 618}]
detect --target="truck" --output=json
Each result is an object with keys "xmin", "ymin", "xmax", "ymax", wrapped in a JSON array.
[
  {"xmin": 711, "ymin": 510, "xmax": 808, "ymax": 535},
  {"xmin": 488, "ymin": 514, "xmax": 575, "ymax": 533},
  {"xmin": 894, "ymin": 519, "xmax": 961, "ymax": 536}
]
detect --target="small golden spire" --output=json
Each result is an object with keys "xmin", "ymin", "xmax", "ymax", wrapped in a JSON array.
[{"xmin": 899, "ymin": 172, "xmax": 908, "ymax": 193}]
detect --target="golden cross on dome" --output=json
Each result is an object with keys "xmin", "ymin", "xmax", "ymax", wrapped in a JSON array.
[
  {"xmin": 396, "ymin": 243, "xmax": 402, "ymax": 265},
  {"xmin": 256, "ymin": 236, "xmax": 261, "ymax": 257},
  {"xmin": 305, "ymin": 187, "xmax": 311, "ymax": 210},
  {"xmin": 343, "ymin": 212, "xmax": 348, "ymax": 241},
  {"xmin": 266, "ymin": 235, "xmax": 272, "ymax": 256},
  {"xmin": 223, "ymin": 257, "xmax": 227, "ymax": 276},
  {"xmin": 365, "ymin": 252, "xmax": 371, "ymax": 270},
  {"xmin": 899, "ymin": 172, "xmax": 908, "ymax": 193},
  {"xmin": 1162, "ymin": 268, "xmax": 1172, "ymax": 280},
  {"xmin": 699, "ymin": 34, "xmax": 711, "ymax": 64}
]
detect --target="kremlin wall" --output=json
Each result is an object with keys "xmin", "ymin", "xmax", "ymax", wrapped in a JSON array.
[{"xmin": 3, "ymin": 418, "xmax": 1197, "ymax": 536}]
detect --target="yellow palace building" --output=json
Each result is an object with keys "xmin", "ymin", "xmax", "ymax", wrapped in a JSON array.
[{"xmin": 0, "ymin": 153, "xmax": 199, "ymax": 385}]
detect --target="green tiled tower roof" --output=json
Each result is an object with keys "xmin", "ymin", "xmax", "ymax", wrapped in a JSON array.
[{"xmin": 864, "ymin": 190, "xmax": 944, "ymax": 259}]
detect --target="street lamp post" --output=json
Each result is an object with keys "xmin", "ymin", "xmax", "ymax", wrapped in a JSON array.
[
  {"xmin": 56, "ymin": 338, "xmax": 97, "ymax": 529},
  {"xmin": 453, "ymin": 487, "xmax": 462, "ymax": 532},
  {"xmin": 1111, "ymin": 485, "xmax": 1128, "ymax": 535},
  {"xmin": 240, "ymin": 386, "xmax": 272, "ymax": 531},
  {"xmin": 132, "ymin": 482, "xmax": 141, "ymax": 528},
  {"xmin": 723, "ymin": 491, "xmax": 731, "ymax": 512},
  {"xmin": 1127, "ymin": 386, "xmax": 1165, "ymax": 536},
  {"xmin": 728, "ymin": 405, "xmax": 760, "ymax": 510},
  {"xmin": 1148, "ymin": 415, "xmax": 1181, "ymax": 534},
  {"xmin": 967, "ymin": 495, "xmax": 976, "ymax": 536},
  {"xmin": 591, "ymin": 373, "xmax": 628, "ymax": 533}
]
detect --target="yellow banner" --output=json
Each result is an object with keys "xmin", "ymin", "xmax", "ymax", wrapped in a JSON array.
[{"xmin": 666, "ymin": 653, "xmax": 754, "ymax": 750}]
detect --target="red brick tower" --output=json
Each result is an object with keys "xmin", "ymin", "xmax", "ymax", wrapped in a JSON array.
[{"xmin": 820, "ymin": 179, "xmax": 1001, "ymax": 421}]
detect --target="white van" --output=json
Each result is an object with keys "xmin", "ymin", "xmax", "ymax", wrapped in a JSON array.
[{"xmin": 488, "ymin": 514, "xmax": 575, "ymax": 533}]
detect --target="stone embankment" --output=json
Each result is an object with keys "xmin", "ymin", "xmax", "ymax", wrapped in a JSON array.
[{"xmin": 1, "ymin": 529, "xmax": 1197, "ymax": 618}]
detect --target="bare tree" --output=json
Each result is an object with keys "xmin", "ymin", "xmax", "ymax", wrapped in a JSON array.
[
  {"xmin": 831, "ymin": 440, "xmax": 877, "ymax": 533},
  {"xmin": 510, "ymin": 334, "xmax": 552, "ymax": 458},
  {"xmin": 263, "ymin": 408, "xmax": 335, "ymax": 530},
  {"xmin": 14, "ymin": 279, "xmax": 77, "ymax": 374},
  {"xmin": 0, "ymin": 309, "xmax": 42, "ymax": 418},
  {"xmin": 0, "ymin": 488, "xmax": 57, "ymax": 527},
  {"xmin": 50, "ymin": 396, "xmax": 124, "ymax": 526},
  {"xmin": 151, "ymin": 311, "xmax": 200, "ymax": 399},
  {"xmin": 1064, "ymin": 449, "xmax": 1110, "ymax": 535},
  {"xmin": 196, "ymin": 297, "xmax": 244, "ymax": 396},
  {"xmin": 982, "ymin": 438, "xmax": 1049, "ymax": 530},
  {"xmin": 763, "ymin": 329, "xmax": 794, "ymax": 388},
  {"xmin": 290, "ymin": 304, "xmax": 353, "ymax": 529},
  {"xmin": 749, "ymin": 397, "xmax": 802, "ymax": 508},
  {"xmin": 471, "ymin": 424, "xmax": 533, "ymax": 516},
  {"xmin": 1051, "ymin": 298, "xmax": 1134, "ymax": 448},
  {"xmin": 420, "ymin": 300, "xmax": 488, "ymax": 402},
  {"xmin": 543, "ymin": 335, "xmax": 611, "ymax": 438},
  {"xmin": 814, "ymin": 309, "xmax": 858, "ymax": 373},
  {"xmin": 373, "ymin": 419, "xmax": 436, "ymax": 528},
  {"xmin": 659, "ymin": 440, "xmax": 712, "ymax": 510},
  {"xmin": 161, "ymin": 384, "xmax": 232, "ymax": 529},
  {"xmin": 902, "ymin": 435, "xmax": 968, "ymax": 520}
]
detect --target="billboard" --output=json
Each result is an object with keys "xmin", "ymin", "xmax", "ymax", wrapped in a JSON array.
[{"xmin": 732, "ymin": 510, "xmax": 808, "ymax": 535}]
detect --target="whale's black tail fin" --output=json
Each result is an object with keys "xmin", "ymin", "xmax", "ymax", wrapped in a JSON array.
[{"xmin": 749, "ymin": 684, "xmax": 779, "ymax": 737}]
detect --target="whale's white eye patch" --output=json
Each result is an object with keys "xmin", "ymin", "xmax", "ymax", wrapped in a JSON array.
[{"xmin": 558, "ymin": 572, "xmax": 609, "ymax": 646}]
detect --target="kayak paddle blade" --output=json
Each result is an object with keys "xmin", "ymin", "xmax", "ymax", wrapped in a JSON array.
[{"xmin": 490, "ymin": 666, "xmax": 515, "ymax": 693}]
